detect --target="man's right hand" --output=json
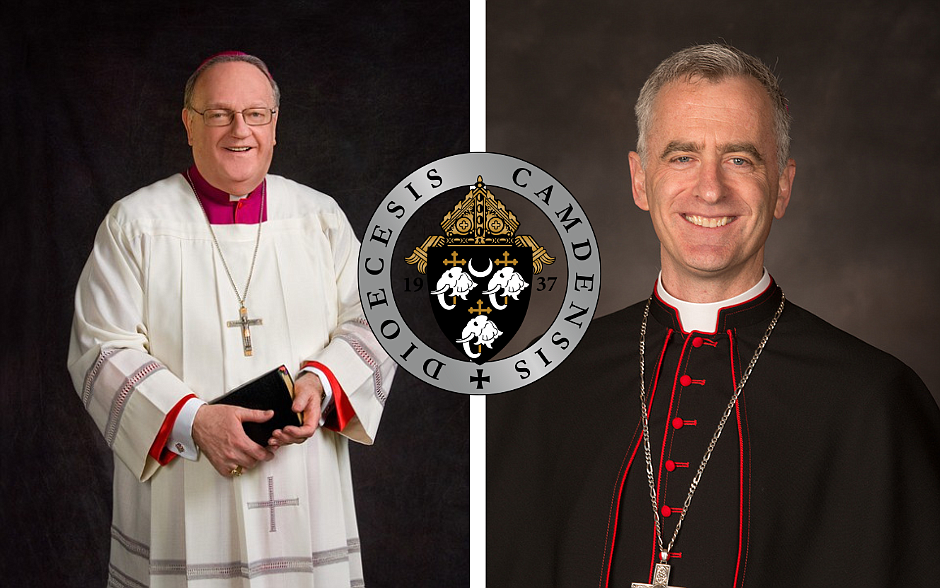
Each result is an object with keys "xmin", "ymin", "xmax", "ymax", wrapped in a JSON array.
[{"xmin": 191, "ymin": 404, "xmax": 276, "ymax": 477}]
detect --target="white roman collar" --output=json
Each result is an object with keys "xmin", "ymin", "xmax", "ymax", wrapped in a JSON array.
[{"xmin": 656, "ymin": 269, "xmax": 772, "ymax": 334}]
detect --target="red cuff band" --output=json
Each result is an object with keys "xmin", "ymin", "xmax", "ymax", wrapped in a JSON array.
[
  {"xmin": 302, "ymin": 361, "xmax": 354, "ymax": 432},
  {"xmin": 148, "ymin": 393, "xmax": 197, "ymax": 466}
]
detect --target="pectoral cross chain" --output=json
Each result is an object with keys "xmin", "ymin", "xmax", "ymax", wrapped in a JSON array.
[
  {"xmin": 631, "ymin": 563, "xmax": 684, "ymax": 588},
  {"xmin": 227, "ymin": 305, "xmax": 262, "ymax": 356}
]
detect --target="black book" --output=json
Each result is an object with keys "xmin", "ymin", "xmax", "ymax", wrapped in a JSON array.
[{"xmin": 210, "ymin": 365, "xmax": 303, "ymax": 446}]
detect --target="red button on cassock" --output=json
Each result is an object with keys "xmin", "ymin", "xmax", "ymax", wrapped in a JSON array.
[
  {"xmin": 680, "ymin": 375, "xmax": 692, "ymax": 386},
  {"xmin": 662, "ymin": 505, "xmax": 672, "ymax": 517},
  {"xmin": 665, "ymin": 459, "xmax": 676, "ymax": 472},
  {"xmin": 692, "ymin": 337, "xmax": 703, "ymax": 348},
  {"xmin": 672, "ymin": 417, "xmax": 684, "ymax": 429}
]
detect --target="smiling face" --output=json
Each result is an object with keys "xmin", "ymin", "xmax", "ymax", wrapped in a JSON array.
[
  {"xmin": 182, "ymin": 61, "xmax": 278, "ymax": 195},
  {"xmin": 629, "ymin": 76, "xmax": 796, "ymax": 301}
]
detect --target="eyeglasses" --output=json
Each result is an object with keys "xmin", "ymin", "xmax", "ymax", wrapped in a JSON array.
[{"xmin": 190, "ymin": 107, "xmax": 277, "ymax": 127}]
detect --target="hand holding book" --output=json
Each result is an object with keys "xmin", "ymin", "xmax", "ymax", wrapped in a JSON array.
[
  {"xmin": 269, "ymin": 371, "xmax": 324, "ymax": 446},
  {"xmin": 195, "ymin": 366, "xmax": 322, "ymax": 477},
  {"xmin": 191, "ymin": 402, "xmax": 277, "ymax": 477},
  {"xmin": 210, "ymin": 365, "xmax": 303, "ymax": 446}
]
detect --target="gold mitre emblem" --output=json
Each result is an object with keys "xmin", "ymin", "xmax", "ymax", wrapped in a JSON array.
[{"xmin": 405, "ymin": 176, "xmax": 555, "ymax": 274}]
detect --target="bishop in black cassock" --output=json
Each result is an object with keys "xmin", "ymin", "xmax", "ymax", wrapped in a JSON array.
[
  {"xmin": 487, "ymin": 43, "xmax": 940, "ymax": 588},
  {"xmin": 487, "ymin": 276, "xmax": 940, "ymax": 587}
]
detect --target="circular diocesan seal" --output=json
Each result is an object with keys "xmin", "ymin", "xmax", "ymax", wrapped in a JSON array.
[{"xmin": 358, "ymin": 152, "xmax": 600, "ymax": 394}]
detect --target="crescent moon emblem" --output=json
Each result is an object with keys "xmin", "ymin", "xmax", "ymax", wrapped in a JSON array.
[{"xmin": 467, "ymin": 258, "xmax": 493, "ymax": 278}]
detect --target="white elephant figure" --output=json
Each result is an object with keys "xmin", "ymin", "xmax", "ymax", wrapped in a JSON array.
[
  {"xmin": 481, "ymin": 267, "xmax": 529, "ymax": 309},
  {"xmin": 431, "ymin": 267, "xmax": 477, "ymax": 309},
  {"xmin": 455, "ymin": 315, "xmax": 503, "ymax": 359}
]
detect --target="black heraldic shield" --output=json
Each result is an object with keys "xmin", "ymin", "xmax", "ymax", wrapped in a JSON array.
[{"xmin": 406, "ymin": 176, "xmax": 554, "ymax": 364}]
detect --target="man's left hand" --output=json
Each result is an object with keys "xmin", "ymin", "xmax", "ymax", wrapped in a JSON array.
[{"xmin": 269, "ymin": 372, "xmax": 322, "ymax": 446}]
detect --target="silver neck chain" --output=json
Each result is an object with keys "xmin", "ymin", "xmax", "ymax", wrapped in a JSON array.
[
  {"xmin": 184, "ymin": 170, "xmax": 265, "ymax": 308},
  {"xmin": 638, "ymin": 291, "xmax": 785, "ymax": 564}
]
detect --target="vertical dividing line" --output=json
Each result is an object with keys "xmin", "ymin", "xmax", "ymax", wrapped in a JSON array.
[
  {"xmin": 470, "ymin": 393, "xmax": 485, "ymax": 585},
  {"xmin": 469, "ymin": 2, "xmax": 486, "ymax": 587},
  {"xmin": 470, "ymin": 0, "xmax": 486, "ymax": 153}
]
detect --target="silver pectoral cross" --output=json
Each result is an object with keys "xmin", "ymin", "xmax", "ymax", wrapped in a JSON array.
[
  {"xmin": 631, "ymin": 563, "xmax": 685, "ymax": 588},
  {"xmin": 226, "ymin": 305, "xmax": 262, "ymax": 356}
]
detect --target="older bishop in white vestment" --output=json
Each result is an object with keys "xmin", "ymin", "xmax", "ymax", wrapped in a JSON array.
[
  {"xmin": 68, "ymin": 52, "xmax": 395, "ymax": 588},
  {"xmin": 69, "ymin": 172, "xmax": 394, "ymax": 587}
]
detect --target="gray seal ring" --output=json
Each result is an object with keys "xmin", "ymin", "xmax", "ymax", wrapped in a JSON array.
[{"xmin": 358, "ymin": 152, "xmax": 601, "ymax": 394}]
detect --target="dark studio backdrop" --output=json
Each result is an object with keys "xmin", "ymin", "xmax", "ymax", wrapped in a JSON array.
[
  {"xmin": 487, "ymin": 0, "xmax": 940, "ymax": 402},
  {"xmin": 0, "ymin": 2, "xmax": 469, "ymax": 587}
]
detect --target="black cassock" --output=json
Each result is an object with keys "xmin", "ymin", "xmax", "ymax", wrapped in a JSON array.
[{"xmin": 488, "ymin": 281, "xmax": 940, "ymax": 587}]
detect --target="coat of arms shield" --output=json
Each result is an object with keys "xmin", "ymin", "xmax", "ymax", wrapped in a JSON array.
[{"xmin": 406, "ymin": 176, "xmax": 554, "ymax": 364}]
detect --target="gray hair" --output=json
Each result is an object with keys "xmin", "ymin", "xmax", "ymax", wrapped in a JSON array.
[
  {"xmin": 183, "ymin": 52, "xmax": 280, "ymax": 110},
  {"xmin": 635, "ymin": 43, "xmax": 791, "ymax": 173}
]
